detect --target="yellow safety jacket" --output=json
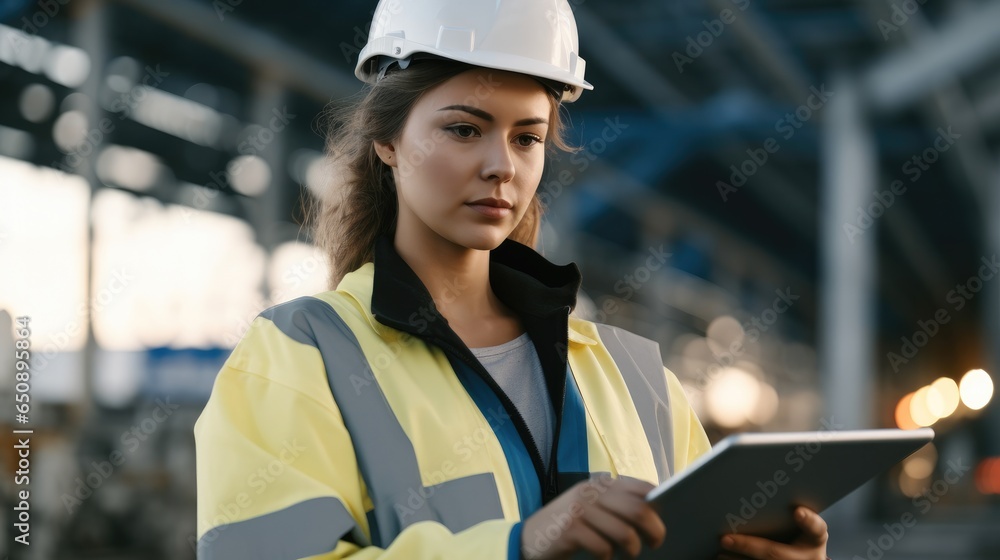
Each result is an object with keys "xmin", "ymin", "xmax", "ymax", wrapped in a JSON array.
[{"xmin": 194, "ymin": 233, "xmax": 710, "ymax": 559}]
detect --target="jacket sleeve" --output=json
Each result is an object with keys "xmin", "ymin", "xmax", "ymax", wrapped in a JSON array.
[
  {"xmin": 194, "ymin": 315, "xmax": 522, "ymax": 560},
  {"xmin": 663, "ymin": 366, "xmax": 712, "ymax": 471}
]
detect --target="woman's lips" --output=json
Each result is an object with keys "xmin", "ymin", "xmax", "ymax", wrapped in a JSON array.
[{"xmin": 466, "ymin": 204, "xmax": 512, "ymax": 218}]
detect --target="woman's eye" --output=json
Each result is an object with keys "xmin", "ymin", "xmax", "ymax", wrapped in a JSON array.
[
  {"xmin": 515, "ymin": 134, "xmax": 543, "ymax": 147},
  {"xmin": 448, "ymin": 125, "xmax": 478, "ymax": 138}
]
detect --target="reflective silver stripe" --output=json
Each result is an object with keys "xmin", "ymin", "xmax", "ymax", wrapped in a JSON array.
[
  {"xmin": 262, "ymin": 298, "xmax": 505, "ymax": 547},
  {"xmin": 197, "ymin": 497, "xmax": 355, "ymax": 560},
  {"xmin": 595, "ymin": 323, "xmax": 675, "ymax": 481}
]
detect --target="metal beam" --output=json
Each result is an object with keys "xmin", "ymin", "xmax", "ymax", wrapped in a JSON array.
[
  {"xmin": 704, "ymin": 0, "xmax": 814, "ymax": 105},
  {"xmin": 973, "ymin": 75, "xmax": 1000, "ymax": 129},
  {"xmin": 244, "ymin": 78, "xmax": 289, "ymax": 252},
  {"xmin": 113, "ymin": 0, "xmax": 359, "ymax": 102},
  {"xmin": 579, "ymin": 159, "xmax": 814, "ymax": 297},
  {"xmin": 869, "ymin": 0, "xmax": 996, "ymax": 206},
  {"xmin": 573, "ymin": 4, "xmax": 815, "ymax": 241},
  {"xmin": 880, "ymin": 200, "xmax": 951, "ymax": 296},
  {"xmin": 819, "ymin": 73, "xmax": 877, "ymax": 530},
  {"xmin": 70, "ymin": 0, "xmax": 107, "ymax": 441},
  {"xmin": 820, "ymin": 73, "xmax": 877, "ymax": 430},
  {"xmin": 715, "ymin": 145, "xmax": 815, "ymax": 235},
  {"xmin": 860, "ymin": 0, "xmax": 1000, "ymax": 111},
  {"xmin": 572, "ymin": 6, "xmax": 690, "ymax": 107},
  {"xmin": 926, "ymin": 85, "xmax": 996, "ymax": 207},
  {"xmin": 857, "ymin": 0, "xmax": 986, "ymax": 289}
]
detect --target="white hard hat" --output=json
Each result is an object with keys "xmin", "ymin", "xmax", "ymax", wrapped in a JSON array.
[{"xmin": 355, "ymin": 0, "xmax": 594, "ymax": 103}]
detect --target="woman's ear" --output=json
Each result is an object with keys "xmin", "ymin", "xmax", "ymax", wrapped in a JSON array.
[{"xmin": 373, "ymin": 141, "xmax": 398, "ymax": 168}]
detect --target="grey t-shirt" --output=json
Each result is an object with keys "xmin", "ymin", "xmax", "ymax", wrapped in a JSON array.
[{"xmin": 470, "ymin": 332, "xmax": 555, "ymax": 472}]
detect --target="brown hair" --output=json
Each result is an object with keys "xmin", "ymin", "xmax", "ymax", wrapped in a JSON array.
[{"xmin": 309, "ymin": 57, "xmax": 578, "ymax": 289}]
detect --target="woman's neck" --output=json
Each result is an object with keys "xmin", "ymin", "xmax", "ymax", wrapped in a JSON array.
[{"xmin": 392, "ymin": 228, "xmax": 501, "ymax": 323}]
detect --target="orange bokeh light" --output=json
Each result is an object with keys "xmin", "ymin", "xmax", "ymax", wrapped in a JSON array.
[
  {"xmin": 976, "ymin": 458, "xmax": 1000, "ymax": 495},
  {"xmin": 895, "ymin": 393, "xmax": 919, "ymax": 430}
]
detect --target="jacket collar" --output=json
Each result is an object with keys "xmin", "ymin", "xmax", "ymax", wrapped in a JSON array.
[
  {"xmin": 372, "ymin": 232, "xmax": 580, "ymax": 330},
  {"xmin": 335, "ymin": 233, "xmax": 597, "ymax": 345}
]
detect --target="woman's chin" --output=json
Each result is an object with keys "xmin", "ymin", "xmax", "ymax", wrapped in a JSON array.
[{"xmin": 447, "ymin": 228, "xmax": 511, "ymax": 252}]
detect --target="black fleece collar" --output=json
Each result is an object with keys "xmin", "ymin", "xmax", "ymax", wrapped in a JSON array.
[{"xmin": 370, "ymin": 232, "xmax": 582, "ymax": 335}]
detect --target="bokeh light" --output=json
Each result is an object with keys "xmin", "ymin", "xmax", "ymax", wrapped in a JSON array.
[
  {"xmin": 960, "ymin": 369, "xmax": 994, "ymax": 411},
  {"xmin": 926, "ymin": 377, "xmax": 960, "ymax": 419},
  {"xmin": 902, "ymin": 444, "xmax": 937, "ymax": 480},
  {"xmin": 705, "ymin": 367, "xmax": 760, "ymax": 428},
  {"xmin": 895, "ymin": 392, "xmax": 919, "ymax": 430},
  {"xmin": 909, "ymin": 386, "xmax": 938, "ymax": 427},
  {"xmin": 976, "ymin": 458, "xmax": 1000, "ymax": 495}
]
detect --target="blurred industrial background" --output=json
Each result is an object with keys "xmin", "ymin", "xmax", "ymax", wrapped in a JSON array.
[{"xmin": 1, "ymin": 0, "xmax": 999, "ymax": 558}]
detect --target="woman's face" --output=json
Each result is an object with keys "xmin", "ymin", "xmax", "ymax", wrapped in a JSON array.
[{"xmin": 378, "ymin": 68, "xmax": 552, "ymax": 252}]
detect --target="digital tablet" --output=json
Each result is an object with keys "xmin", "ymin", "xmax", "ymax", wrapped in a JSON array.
[{"xmin": 636, "ymin": 428, "xmax": 935, "ymax": 560}]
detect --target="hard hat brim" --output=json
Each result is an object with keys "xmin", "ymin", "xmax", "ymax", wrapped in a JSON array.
[{"xmin": 357, "ymin": 42, "xmax": 593, "ymax": 103}]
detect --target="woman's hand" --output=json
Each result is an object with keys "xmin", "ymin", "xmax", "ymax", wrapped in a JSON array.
[
  {"xmin": 520, "ymin": 475, "xmax": 666, "ymax": 560},
  {"xmin": 717, "ymin": 506, "xmax": 829, "ymax": 560}
]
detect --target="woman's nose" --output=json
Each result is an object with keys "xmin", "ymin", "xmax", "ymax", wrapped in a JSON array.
[{"xmin": 480, "ymin": 136, "xmax": 515, "ymax": 184}]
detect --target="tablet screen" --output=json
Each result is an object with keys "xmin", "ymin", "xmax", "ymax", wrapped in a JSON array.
[{"xmin": 638, "ymin": 428, "xmax": 934, "ymax": 560}]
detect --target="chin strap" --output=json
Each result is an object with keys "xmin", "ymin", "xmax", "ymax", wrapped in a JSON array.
[{"xmin": 375, "ymin": 55, "xmax": 413, "ymax": 82}]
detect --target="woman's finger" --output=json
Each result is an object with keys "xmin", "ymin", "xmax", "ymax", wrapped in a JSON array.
[
  {"xmin": 579, "ymin": 504, "xmax": 644, "ymax": 558},
  {"xmin": 609, "ymin": 476, "xmax": 657, "ymax": 497},
  {"xmin": 595, "ymin": 487, "xmax": 666, "ymax": 549},
  {"xmin": 793, "ymin": 507, "xmax": 829, "ymax": 547}
]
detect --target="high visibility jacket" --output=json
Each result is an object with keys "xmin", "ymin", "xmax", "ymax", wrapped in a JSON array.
[{"xmin": 194, "ymin": 233, "xmax": 710, "ymax": 560}]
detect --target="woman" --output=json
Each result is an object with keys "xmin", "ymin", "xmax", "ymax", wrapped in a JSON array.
[{"xmin": 194, "ymin": 1, "xmax": 830, "ymax": 558}]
